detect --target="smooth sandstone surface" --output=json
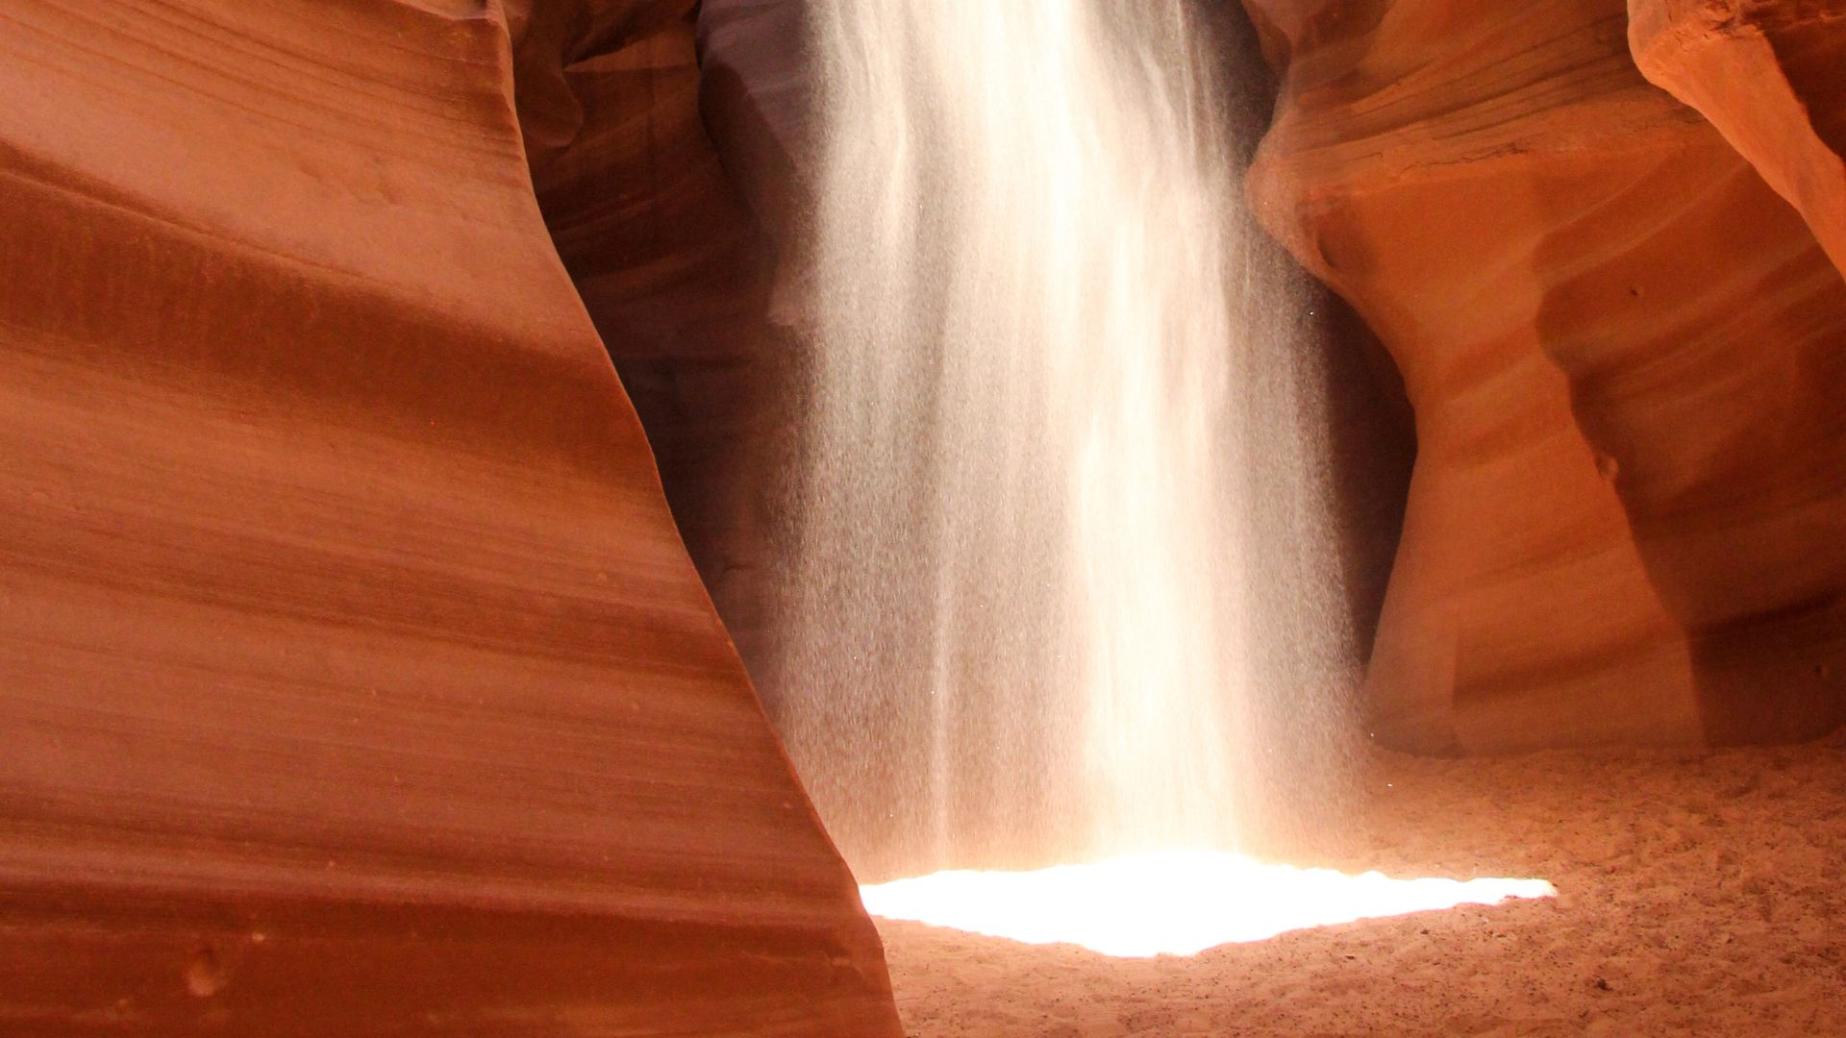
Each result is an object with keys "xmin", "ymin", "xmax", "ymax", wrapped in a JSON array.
[
  {"xmin": 1630, "ymin": 0, "xmax": 1846, "ymax": 272},
  {"xmin": 0, "ymin": 0, "xmax": 898, "ymax": 1033},
  {"xmin": 1245, "ymin": 0, "xmax": 1846, "ymax": 752}
]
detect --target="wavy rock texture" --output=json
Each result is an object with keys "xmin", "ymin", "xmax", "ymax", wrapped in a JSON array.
[
  {"xmin": 0, "ymin": 0, "xmax": 898, "ymax": 1033},
  {"xmin": 1629, "ymin": 0, "xmax": 1846, "ymax": 276},
  {"xmin": 1246, "ymin": 0, "xmax": 1846, "ymax": 752}
]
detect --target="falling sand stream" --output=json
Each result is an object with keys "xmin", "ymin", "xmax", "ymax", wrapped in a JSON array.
[{"xmin": 770, "ymin": 0, "xmax": 1551, "ymax": 955}]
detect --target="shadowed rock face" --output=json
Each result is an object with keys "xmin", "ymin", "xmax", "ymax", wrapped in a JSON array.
[
  {"xmin": 0, "ymin": 0, "xmax": 898, "ymax": 1033},
  {"xmin": 512, "ymin": 0, "xmax": 792, "ymax": 671},
  {"xmin": 1245, "ymin": 0, "xmax": 1846, "ymax": 752}
]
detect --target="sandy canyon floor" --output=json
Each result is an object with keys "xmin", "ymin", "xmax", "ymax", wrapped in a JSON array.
[{"xmin": 874, "ymin": 729, "xmax": 1846, "ymax": 1037}]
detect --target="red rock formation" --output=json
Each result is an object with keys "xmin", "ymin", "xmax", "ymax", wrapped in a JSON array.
[
  {"xmin": 0, "ymin": 0, "xmax": 899, "ymax": 1032},
  {"xmin": 1630, "ymin": 0, "xmax": 1846, "ymax": 273},
  {"xmin": 1246, "ymin": 0, "xmax": 1846, "ymax": 752}
]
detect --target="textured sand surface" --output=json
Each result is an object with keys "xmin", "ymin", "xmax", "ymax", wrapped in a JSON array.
[{"xmin": 878, "ymin": 730, "xmax": 1846, "ymax": 1036}]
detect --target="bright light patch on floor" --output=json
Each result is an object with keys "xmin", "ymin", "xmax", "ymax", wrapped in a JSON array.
[{"xmin": 860, "ymin": 851, "xmax": 1556, "ymax": 957}]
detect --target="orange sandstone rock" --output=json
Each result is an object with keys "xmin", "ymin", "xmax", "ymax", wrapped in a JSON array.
[
  {"xmin": 1630, "ymin": 0, "xmax": 1846, "ymax": 274},
  {"xmin": 1246, "ymin": 0, "xmax": 1846, "ymax": 752},
  {"xmin": 0, "ymin": 0, "xmax": 899, "ymax": 1033}
]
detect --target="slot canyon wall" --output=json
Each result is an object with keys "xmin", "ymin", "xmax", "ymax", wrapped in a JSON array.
[
  {"xmin": 3, "ymin": 0, "xmax": 1843, "ymax": 1027},
  {"xmin": 0, "ymin": 0, "xmax": 899, "ymax": 1033},
  {"xmin": 1631, "ymin": 0, "xmax": 1846, "ymax": 272},
  {"xmin": 1243, "ymin": 0, "xmax": 1846, "ymax": 753}
]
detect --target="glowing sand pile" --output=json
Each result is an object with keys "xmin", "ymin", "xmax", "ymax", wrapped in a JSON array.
[{"xmin": 861, "ymin": 853, "xmax": 1557, "ymax": 957}]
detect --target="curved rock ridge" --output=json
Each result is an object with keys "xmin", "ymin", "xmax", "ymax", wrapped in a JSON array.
[
  {"xmin": 1245, "ymin": 0, "xmax": 1846, "ymax": 752},
  {"xmin": 1629, "ymin": 0, "xmax": 1846, "ymax": 274},
  {"xmin": 0, "ymin": 0, "xmax": 898, "ymax": 1033}
]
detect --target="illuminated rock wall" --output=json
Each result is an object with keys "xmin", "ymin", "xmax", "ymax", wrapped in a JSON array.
[
  {"xmin": 0, "ymin": 0, "xmax": 899, "ymax": 1032},
  {"xmin": 1629, "ymin": 0, "xmax": 1846, "ymax": 285},
  {"xmin": 1245, "ymin": 0, "xmax": 1846, "ymax": 752}
]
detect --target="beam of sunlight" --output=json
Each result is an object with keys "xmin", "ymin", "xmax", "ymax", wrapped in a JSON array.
[{"xmin": 860, "ymin": 851, "xmax": 1556, "ymax": 957}]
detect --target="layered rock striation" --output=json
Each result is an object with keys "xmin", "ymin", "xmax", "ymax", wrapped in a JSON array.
[
  {"xmin": 1246, "ymin": 0, "xmax": 1846, "ymax": 752},
  {"xmin": 0, "ymin": 0, "xmax": 898, "ymax": 1032}
]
